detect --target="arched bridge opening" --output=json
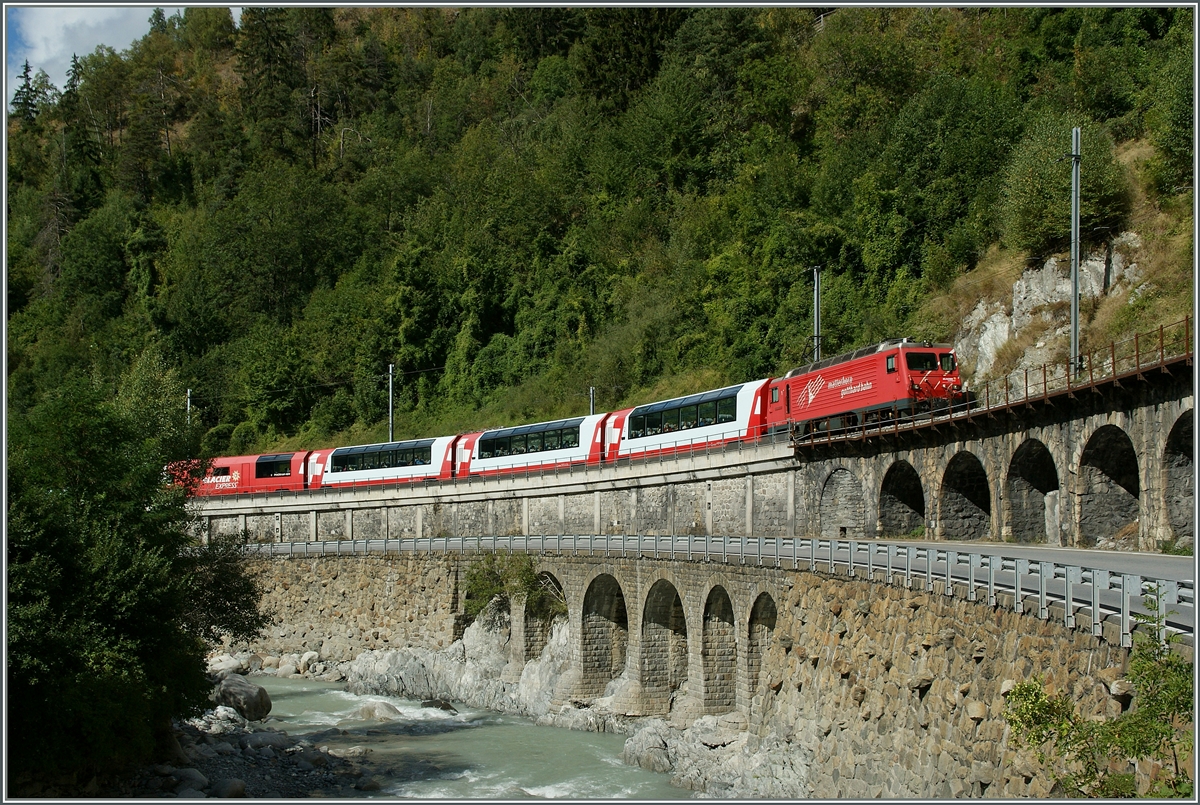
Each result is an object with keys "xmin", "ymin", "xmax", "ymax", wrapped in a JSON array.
[
  {"xmin": 1079, "ymin": 425, "xmax": 1140, "ymax": 549},
  {"xmin": 940, "ymin": 452, "xmax": 991, "ymax": 541},
  {"xmin": 580, "ymin": 574, "xmax": 628, "ymax": 697},
  {"xmin": 1006, "ymin": 439, "xmax": 1060, "ymax": 544},
  {"xmin": 879, "ymin": 461, "xmax": 925, "ymax": 538},
  {"xmin": 1164, "ymin": 410, "xmax": 1193, "ymax": 549},
  {"xmin": 640, "ymin": 579, "xmax": 688, "ymax": 715},
  {"xmin": 702, "ymin": 586, "xmax": 737, "ymax": 714}
]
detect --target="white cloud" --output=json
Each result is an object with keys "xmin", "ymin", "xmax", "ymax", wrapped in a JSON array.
[{"xmin": 5, "ymin": 6, "xmax": 241, "ymax": 105}]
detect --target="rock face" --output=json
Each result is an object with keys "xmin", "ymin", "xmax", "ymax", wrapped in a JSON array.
[
  {"xmin": 345, "ymin": 603, "xmax": 558, "ymax": 716},
  {"xmin": 955, "ymin": 237, "xmax": 1144, "ymax": 381},
  {"xmin": 212, "ymin": 675, "xmax": 272, "ymax": 722}
]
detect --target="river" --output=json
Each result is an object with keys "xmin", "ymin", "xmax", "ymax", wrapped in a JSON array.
[{"xmin": 258, "ymin": 676, "xmax": 687, "ymax": 799}]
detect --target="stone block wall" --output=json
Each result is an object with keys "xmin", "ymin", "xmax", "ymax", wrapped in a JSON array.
[
  {"xmin": 564, "ymin": 493, "xmax": 594, "ymax": 534},
  {"xmin": 710, "ymin": 478, "xmax": 744, "ymax": 534},
  {"xmin": 753, "ymin": 572, "xmax": 1129, "ymax": 799},
  {"xmin": 242, "ymin": 554, "xmax": 462, "ymax": 661}
]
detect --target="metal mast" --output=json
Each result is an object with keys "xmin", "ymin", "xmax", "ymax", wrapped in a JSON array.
[{"xmin": 1070, "ymin": 127, "xmax": 1081, "ymax": 377}]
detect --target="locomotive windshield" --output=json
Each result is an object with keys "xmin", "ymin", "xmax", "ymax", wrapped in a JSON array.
[
  {"xmin": 255, "ymin": 454, "xmax": 293, "ymax": 478},
  {"xmin": 905, "ymin": 352, "xmax": 938, "ymax": 372}
]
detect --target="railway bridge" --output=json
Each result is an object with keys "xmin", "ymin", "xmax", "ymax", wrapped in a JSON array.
[
  {"xmin": 199, "ymin": 321, "xmax": 1193, "ymax": 553},
  {"xmin": 211, "ymin": 325, "xmax": 1192, "ymax": 798}
]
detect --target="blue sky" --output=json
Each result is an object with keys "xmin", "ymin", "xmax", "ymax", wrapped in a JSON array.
[{"xmin": 6, "ymin": 6, "xmax": 240, "ymax": 105}]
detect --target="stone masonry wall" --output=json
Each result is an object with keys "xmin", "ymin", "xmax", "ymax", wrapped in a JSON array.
[
  {"xmin": 242, "ymin": 555, "xmax": 462, "ymax": 662},
  {"xmin": 753, "ymin": 572, "xmax": 1128, "ymax": 799}
]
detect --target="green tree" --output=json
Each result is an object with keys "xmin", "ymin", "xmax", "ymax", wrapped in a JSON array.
[
  {"xmin": 6, "ymin": 362, "xmax": 268, "ymax": 778},
  {"xmin": 998, "ymin": 114, "xmax": 1131, "ymax": 256},
  {"xmin": 1004, "ymin": 594, "xmax": 1194, "ymax": 798}
]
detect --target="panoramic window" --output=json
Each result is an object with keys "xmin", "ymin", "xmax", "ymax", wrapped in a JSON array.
[
  {"xmin": 717, "ymin": 397, "xmax": 737, "ymax": 424},
  {"xmin": 680, "ymin": 405, "xmax": 698, "ymax": 430},
  {"xmin": 211, "ymin": 466, "xmax": 230, "ymax": 477},
  {"xmin": 698, "ymin": 401, "xmax": 716, "ymax": 427}
]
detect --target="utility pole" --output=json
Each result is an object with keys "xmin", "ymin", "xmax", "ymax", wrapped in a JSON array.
[
  {"xmin": 812, "ymin": 266, "xmax": 823, "ymax": 362},
  {"xmin": 388, "ymin": 364, "xmax": 394, "ymax": 442},
  {"xmin": 1070, "ymin": 126, "xmax": 1081, "ymax": 377},
  {"xmin": 589, "ymin": 386, "xmax": 595, "ymax": 416},
  {"xmin": 186, "ymin": 388, "xmax": 191, "ymax": 426}
]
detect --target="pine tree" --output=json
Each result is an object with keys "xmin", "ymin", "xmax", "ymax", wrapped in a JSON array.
[{"xmin": 11, "ymin": 60, "xmax": 38, "ymax": 124}]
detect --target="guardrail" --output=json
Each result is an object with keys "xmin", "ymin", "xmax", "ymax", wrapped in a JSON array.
[
  {"xmin": 244, "ymin": 535, "xmax": 1193, "ymax": 649},
  {"xmin": 793, "ymin": 316, "xmax": 1192, "ymax": 446}
]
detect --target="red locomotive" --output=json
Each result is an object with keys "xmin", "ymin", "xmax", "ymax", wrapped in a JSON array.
[
  {"xmin": 766, "ymin": 338, "xmax": 965, "ymax": 437},
  {"xmin": 187, "ymin": 339, "xmax": 964, "ymax": 496}
]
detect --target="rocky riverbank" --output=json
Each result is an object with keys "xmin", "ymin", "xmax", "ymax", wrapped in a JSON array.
[{"xmin": 339, "ymin": 603, "xmax": 799, "ymax": 797}]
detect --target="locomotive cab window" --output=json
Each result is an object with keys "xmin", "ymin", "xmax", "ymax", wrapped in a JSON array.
[
  {"xmin": 905, "ymin": 352, "xmax": 938, "ymax": 372},
  {"xmin": 886, "ymin": 355, "xmax": 896, "ymax": 373},
  {"xmin": 940, "ymin": 353, "xmax": 956, "ymax": 372},
  {"xmin": 771, "ymin": 387, "xmax": 780, "ymax": 403},
  {"xmin": 255, "ymin": 455, "xmax": 293, "ymax": 478}
]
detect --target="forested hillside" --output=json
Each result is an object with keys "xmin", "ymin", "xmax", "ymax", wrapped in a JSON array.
[{"xmin": 8, "ymin": 7, "xmax": 1194, "ymax": 456}]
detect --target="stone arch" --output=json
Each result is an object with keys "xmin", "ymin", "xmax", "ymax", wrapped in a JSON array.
[
  {"xmin": 879, "ymin": 460, "xmax": 926, "ymax": 537},
  {"xmin": 525, "ymin": 571, "xmax": 564, "ymax": 662},
  {"xmin": 1078, "ymin": 424, "xmax": 1140, "ymax": 549},
  {"xmin": 701, "ymin": 585, "xmax": 737, "ymax": 714},
  {"xmin": 939, "ymin": 451, "xmax": 991, "ymax": 541},
  {"xmin": 1163, "ymin": 409, "xmax": 1193, "ymax": 548},
  {"xmin": 820, "ymin": 467, "xmax": 866, "ymax": 539},
  {"xmin": 1005, "ymin": 439, "xmax": 1061, "ymax": 544},
  {"xmin": 640, "ymin": 579, "xmax": 688, "ymax": 714},
  {"xmin": 746, "ymin": 593, "xmax": 777, "ymax": 699},
  {"xmin": 580, "ymin": 574, "xmax": 629, "ymax": 696}
]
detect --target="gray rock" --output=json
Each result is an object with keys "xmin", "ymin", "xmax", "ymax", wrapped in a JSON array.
[
  {"xmin": 240, "ymin": 731, "xmax": 294, "ymax": 751},
  {"xmin": 208, "ymin": 778, "xmax": 246, "ymax": 798},
  {"xmin": 359, "ymin": 700, "xmax": 404, "ymax": 720},
  {"xmin": 173, "ymin": 768, "xmax": 209, "ymax": 792},
  {"xmin": 212, "ymin": 674, "xmax": 272, "ymax": 722},
  {"xmin": 176, "ymin": 787, "xmax": 208, "ymax": 799}
]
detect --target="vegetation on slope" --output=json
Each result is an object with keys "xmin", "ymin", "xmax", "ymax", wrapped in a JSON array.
[{"xmin": 7, "ymin": 7, "xmax": 1193, "ymax": 453}]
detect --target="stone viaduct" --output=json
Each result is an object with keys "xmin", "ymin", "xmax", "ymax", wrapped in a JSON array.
[
  {"xmin": 202, "ymin": 356, "xmax": 1193, "ymax": 554},
  {"xmin": 219, "ymin": 351, "xmax": 1191, "ymax": 797}
]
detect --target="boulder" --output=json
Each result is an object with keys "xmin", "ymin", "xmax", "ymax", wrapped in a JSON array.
[
  {"xmin": 213, "ymin": 675, "xmax": 272, "ymax": 722},
  {"xmin": 176, "ymin": 788, "xmax": 208, "ymax": 799},
  {"xmin": 173, "ymin": 768, "xmax": 209, "ymax": 792},
  {"xmin": 276, "ymin": 664, "xmax": 297, "ymax": 678},
  {"xmin": 299, "ymin": 651, "xmax": 320, "ymax": 674},
  {"xmin": 261, "ymin": 656, "xmax": 280, "ymax": 669},
  {"xmin": 209, "ymin": 778, "xmax": 246, "ymax": 798},
  {"xmin": 240, "ymin": 732, "xmax": 294, "ymax": 751},
  {"xmin": 359, "ymin": 701, "xmax": 404, "ymax": 721},
  {"xmin": 421, "ymin": 698, "xmax": 458, "ymax": 714}
]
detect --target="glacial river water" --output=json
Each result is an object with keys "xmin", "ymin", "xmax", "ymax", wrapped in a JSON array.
[{"xmin": 258, "ymin": 677, "xmax": 687, "ymax": 799}]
